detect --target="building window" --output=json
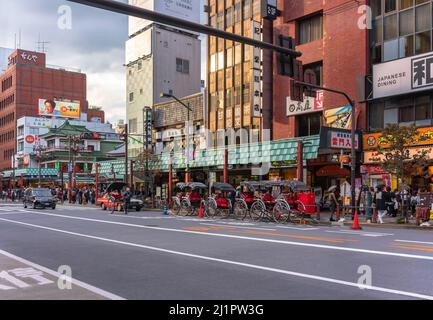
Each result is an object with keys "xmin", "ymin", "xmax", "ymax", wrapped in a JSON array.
[
  {"xmin": 298, "ymin": 14, "xmax": 323, "ymax": 45},
  {"xmin": 368, "ymin": 101, "xmax": 385, "ymax": 129},
  {"xmin": 129, "ymin": 92, "xmax": 134, "ymax": 102},
  {"xmin": 176, "ymin": 58, "xmax": 190, "ymax": 74},
  {"xmin": 217, "ymin": 12, "xmax": 224, "ymax": 30},
  {"xmin": 226, "ymin": 7, "xmax": 233, "ymax": 28},
  {"xmin": 234, "ymin": 2, "xmax": 241, "ymax": 23},
  {"xmin": 17, "ymin": 126, "xmax": 24, "ymax": 136},
  {"xmin": 244, "ymin": 0, "xmax": 251, "ymax": 20},
  {"xmin": 137, "ymin": 60, "xmax": 142, "ymax": 70},
  {"xmin": 298, "ymin": 112, "xmax": 321, "ymax": 137},
  {"xmin": 303, "ymin": 62, "xmax": 323, "ymax": 86},
  {"xmin": 372, "ymin": 0, "xmax": 433, "ymax": 62},
  {"xmin": 129, "ymin": 118, "xmax": 138, "ymax": 133}
]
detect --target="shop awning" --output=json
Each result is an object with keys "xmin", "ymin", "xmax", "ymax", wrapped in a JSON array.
[{"xmin": 1, "ymin": 168, "xmax": 59, "ymax": 178}]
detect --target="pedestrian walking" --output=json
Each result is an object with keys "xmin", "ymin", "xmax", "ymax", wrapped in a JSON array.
[
  {"xmin": 123, "ymin": 187, "xmax": 132, "ymax": 215},
  {"xmin": 326, "ymin": 186, "xmax": 338, "ymax": 222},
  {"xmin": 401, "ymin": 188, "xmax": 410, "ymax": 223},
  {"xmin": 374, "ymin": 186, "xmax": 387, "ymax": 224}
]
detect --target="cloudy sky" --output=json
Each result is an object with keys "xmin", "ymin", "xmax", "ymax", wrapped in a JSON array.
[{"xmin": 0, "ymin": 0, "xmax": 206, "ymax": 124}]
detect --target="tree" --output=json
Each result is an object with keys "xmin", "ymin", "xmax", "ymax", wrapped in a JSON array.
[{"xmin": 371, "ymin": 124, "xmax": 430, "ymax": 189}]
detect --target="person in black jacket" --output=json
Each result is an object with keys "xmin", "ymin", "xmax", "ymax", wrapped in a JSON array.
[
  {"xmin": 123, "ymin": 188, "xmax": 132, "ymax": 215},
  {"xmin": 383, "ymin": 186, "xmax": 393, "ymax": 217},
  {"xmin": 375, "ymin": 186, "xmax": 387, "ymax": 224}
]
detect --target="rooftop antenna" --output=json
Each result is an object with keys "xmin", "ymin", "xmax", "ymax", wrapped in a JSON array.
[
  {"xmin": 36, "ymin": 34, "xmax": 50, "ymax": 53},
  {"xmin": 18, "ymin": 29, "xmax": 22, "ymax": 49}
]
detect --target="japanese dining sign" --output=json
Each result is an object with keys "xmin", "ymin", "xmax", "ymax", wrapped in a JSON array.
[{"xmin": 373, "ymin": 51, "xmax": 433, "ymax": 99}]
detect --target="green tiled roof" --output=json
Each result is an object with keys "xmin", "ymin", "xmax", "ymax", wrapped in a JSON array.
[
  {"xmin": 2, "ymin": 168, "xmax": 59, "ymax": 178},
  {"xmin": 91, "ymin": 136, "xmax": 320, "ymax": 173}
]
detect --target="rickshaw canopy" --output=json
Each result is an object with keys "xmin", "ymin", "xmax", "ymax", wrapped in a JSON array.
[
  {"xmin": 186, "ymin": 182, "xmax": 207, "ymax": 190},
  {"xmin": 281, "ymin": 180, "xmax": 309, "ymax": 192},
  {"xmin": 211, "ymin": 182, "xmax": 236, "ymax": 192},
  {"xmin": 106, "ymin": 182, "xmax": 127, "ymax": 193}
]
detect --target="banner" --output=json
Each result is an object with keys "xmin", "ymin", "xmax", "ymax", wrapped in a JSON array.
[
  {"xmin": 324, "ymin": 106, "xmax": 352, "ymax": 129},
  {"xmin": 38, "ymin": 99, "xmax": 80, "ymax": 119}
]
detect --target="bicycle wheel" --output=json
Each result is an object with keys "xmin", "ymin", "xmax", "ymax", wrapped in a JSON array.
[
  {"xmin": 250, "ymin": 201, "xmax": 264, "ymax": 221},
  {"xmin": 233, "ymin": 200, "xmax": 248, "ymax": 220}
]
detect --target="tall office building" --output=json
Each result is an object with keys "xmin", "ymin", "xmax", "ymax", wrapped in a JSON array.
[
  {"xmin": 207, "ymin": 0, "xmax": 270, "ymax": 144},
  {"xmin": 125, "ymin": 0, "xmax": 202, "ymax": 158}
]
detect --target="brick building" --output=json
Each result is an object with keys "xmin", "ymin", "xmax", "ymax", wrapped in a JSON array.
[
  {"xmin": 0, "ymin": 49, "xmax": 88, "ymax": 170},
  {"xmin": 272, "ymin": 0, "xmax": 368, "ymax": 138},
  {"xmin": 204, "ymin": 0, "xmax": 368, "ymax": 187}
]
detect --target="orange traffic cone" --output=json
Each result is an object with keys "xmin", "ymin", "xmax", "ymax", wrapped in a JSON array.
[
  {"xmin": 351, "ymin": 210, "xmax": 362, "ymax": 230},
  {"xmin": 198, "ymin": 202, "xmax": 204, "ymax": 218}
]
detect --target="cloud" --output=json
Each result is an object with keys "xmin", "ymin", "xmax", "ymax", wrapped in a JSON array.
[
  {"xmin": 0, "ymin": 0, "xmax": 128, "ymax": 123},
  {"xmin": 0, "ymin": 0, "xmax": 207, "ymax": 123}
]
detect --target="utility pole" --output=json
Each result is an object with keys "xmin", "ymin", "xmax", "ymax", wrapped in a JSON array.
[
  {"xmin": 124, "ymin": 123, "xmax": 129, "ymax": 186},
  {"xmin": 34, "ymin": 145, "xmax": 47, "ymax": 188},
  {"xmin": 68, "ymin": 136, "xmax": 72, "ymax": 203}
]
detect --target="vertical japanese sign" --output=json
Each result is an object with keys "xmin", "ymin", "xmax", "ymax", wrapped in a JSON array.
[{"xmin": 252, "ymin": 21, "xmax": 262, "ymax": 118}]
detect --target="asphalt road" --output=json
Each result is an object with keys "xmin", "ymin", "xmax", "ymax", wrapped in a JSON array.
[{"xmin": 0, "ymin": 202, "xmax": 433, "ymax": 300}]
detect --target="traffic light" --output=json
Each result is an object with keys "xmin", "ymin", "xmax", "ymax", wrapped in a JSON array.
[
  {"xmin": 277, "ymin": 35, "xmax": 295, "ymax": 77},
  {"xmin": 289, "ymin": 60, "xmax": 304, "ymax": 102}
]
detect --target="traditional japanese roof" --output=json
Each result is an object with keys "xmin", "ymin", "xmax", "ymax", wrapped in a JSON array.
[{"xmin": 39, "ymin": 120, "xmax": 92, "ymax": 139}]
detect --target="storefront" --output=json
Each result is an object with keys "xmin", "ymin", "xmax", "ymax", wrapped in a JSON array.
[
  {"xmin": 363, "ymin": 129, "xmax": 433, "ymax": 191},
  {"xmin": 312, "ymin": 127, "xmax": 362, "ymax": 191}
]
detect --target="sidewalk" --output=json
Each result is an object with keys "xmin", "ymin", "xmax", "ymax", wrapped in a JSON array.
[{"xmin": 315, "ymin": 210, "xmax": 433, "ymax": 230}]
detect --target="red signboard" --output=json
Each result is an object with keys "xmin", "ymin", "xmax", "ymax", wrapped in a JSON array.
[
  {"xmin": 360, "ymin": 165, "xmax": 386, "ymax": 175},
  {"xmin": 316, "ymin": 165, "xmax": 350, "ymax": 177},
  {"xmin": 25, "ymin": 135, "xmax": 35, "ymax": 144}
]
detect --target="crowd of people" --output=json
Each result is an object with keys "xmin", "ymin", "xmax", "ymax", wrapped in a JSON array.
[{"xmin": 326, "ymin": 185, "xmax": 425, "ymax": 224}]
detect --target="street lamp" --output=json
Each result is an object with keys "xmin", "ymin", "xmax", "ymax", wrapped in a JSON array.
[{"xmin": 160, "ymin": 92, "xmax": 193, "ymax": 183}]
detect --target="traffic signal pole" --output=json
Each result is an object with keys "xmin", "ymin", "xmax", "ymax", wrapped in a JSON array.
[
  {"xmin": 67, "ymin": 0, "xmax": 301, "ymax": 58},
  {"xmin": 295, "ymin": 81, "xmax": 357, "ymax": 216}
]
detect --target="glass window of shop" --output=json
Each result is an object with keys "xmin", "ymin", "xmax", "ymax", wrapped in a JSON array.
[
  {"xmin": 298, "ymin": 112, "xmax": 321, "ymax": 137},
  {"xmin": 368, "ymin": 94, "xmax": 433, "ymax": 129},
  {"xmin": 370, "ymin": 0, "xmax": 432, "ymax": 63}
]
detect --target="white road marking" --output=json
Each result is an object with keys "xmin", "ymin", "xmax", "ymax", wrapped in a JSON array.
[
  {"xmin": 326, "ymin": 230, "xmax": 394, "ymax": 237},
  {"xmin": 395, "ymin": 240, "xmax": 433, "ymax": 246},
  {"xmin": 0, "ymin": 217, "xmax": 431, "ymax": 300},
  {"xmin": 200, "ymin": 223, "xmax": 277, "ymax": 231},
  {"xmin": 0, "ymin": 248, "xmax": 125, "ymax": 300},
  {"xmin": 6, "ymin": 210, "xmax": 433, "ymax": 262},
  {"xmin": 274, "ymin": 225, "xmax": 321, "ymax": 231}
]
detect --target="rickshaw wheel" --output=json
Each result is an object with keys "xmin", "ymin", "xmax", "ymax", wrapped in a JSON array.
[
  {"xmin": 206, "ymin": 201, "xmax": 217, "ymax": 218},
  {"xmin": 250, "ymin": 202, "xmax": 264, "ymax": 221},
  {"xmin": 234, "ymin": 201, "xmax": 248, "ymax": 220},
  {"xmin": 180, "ymin": 200, "xmax": 191, "ymax": 216},
  {"xmin": 273, "ymin": 202, "xmax": 289, "ymax": 224},
  {"xmin": 172, "ymin": 201, "xmax": 181, "ymax": 215}
]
